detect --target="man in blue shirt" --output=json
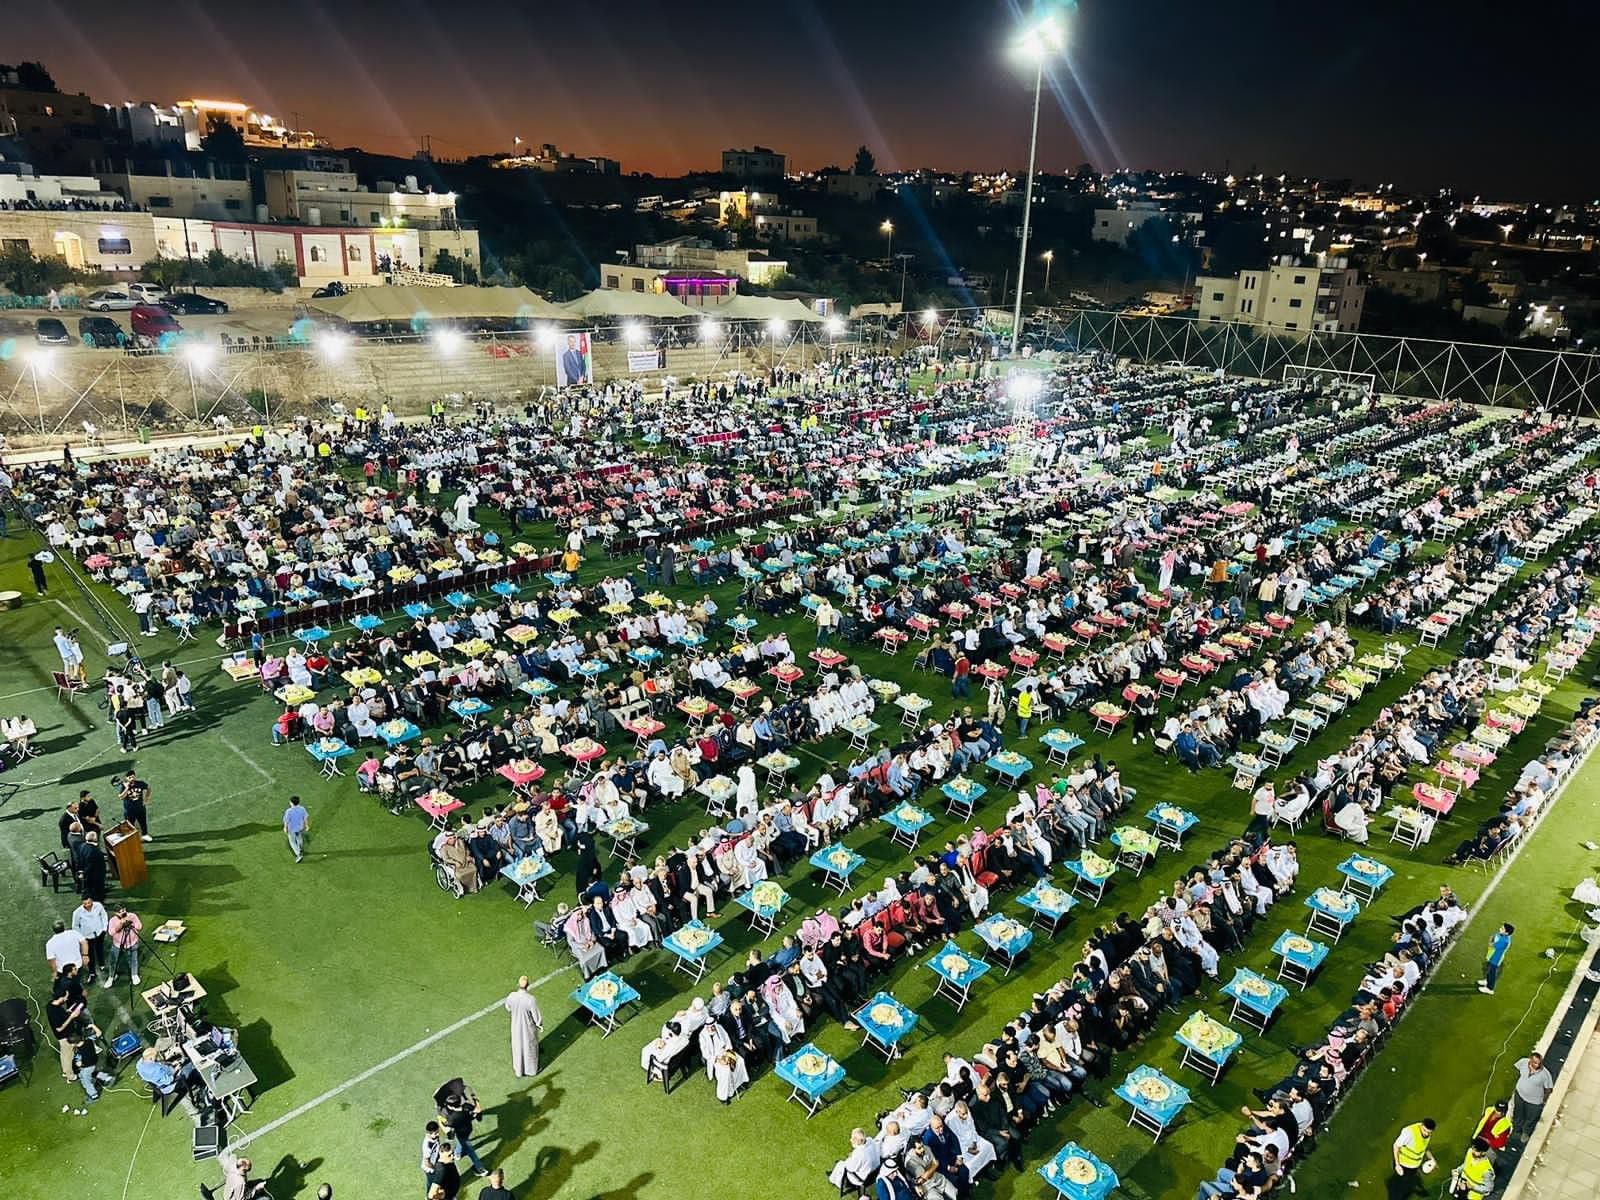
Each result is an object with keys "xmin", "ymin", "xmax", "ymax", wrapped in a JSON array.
[
  {"xmin": 1479, "ymin": 923, "xmax": 1514, "ymax": 994},
  {"xmin": 283, "ymin": 796, "xmax": 310, "ymax": 863}
]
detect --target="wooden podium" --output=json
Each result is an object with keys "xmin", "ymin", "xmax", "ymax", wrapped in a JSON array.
[{"xmin": 104, "ymin": 821, "xmax": 148, "ymax": 889}]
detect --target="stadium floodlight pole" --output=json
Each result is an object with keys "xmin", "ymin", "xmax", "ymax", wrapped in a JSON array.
[{"xmin": 1009, "ymin": 14, "xmax": 1064, "ymax": 357}]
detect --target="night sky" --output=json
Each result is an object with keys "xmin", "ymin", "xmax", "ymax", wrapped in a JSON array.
[{"xmin": 9, "ymin": 0, "xmax": 1598, "ymax": 196}]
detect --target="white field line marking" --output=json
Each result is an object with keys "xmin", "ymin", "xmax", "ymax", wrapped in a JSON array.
[
  {"xmin": 230, "ymin": 963, "xmax": 571, "ymax": 1149},
  {"xmin": 162, "ymin": 780, "xmax": 275, "ymax": 823},
  {"xmin": 52, "ymin": 599, "xmax": 113, "ymax": 649},
  {"xmin": 220, "ymin": 735, "xmax": 273, "ymax": 783}
]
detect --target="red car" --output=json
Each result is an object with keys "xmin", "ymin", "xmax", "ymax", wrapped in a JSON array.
[{"xmin": 130, "ymin": 304, "xmax": 182, "ymax": 340}]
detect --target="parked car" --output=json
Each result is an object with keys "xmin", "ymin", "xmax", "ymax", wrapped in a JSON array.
[
  {"xmin": 35, "ymin": 317, "xmax": 71, "ymax": 345},
  {"xmin": 130, "ymin": 304, "xmax": 182, "ymax": 340},
  {"xmin": 127, "ymin": 282, "xmax": 167, "ymax": 304},
  {"xmin": 86, "ymin": 289, "xmax": 136, "ymax": 311},
  {"xmin": 78, "ymin": 315, "xmax": 127, "ymax": 348},
  {"xmin": 161, "ymin": 291, "xmax": 229, "ymax": 315}
]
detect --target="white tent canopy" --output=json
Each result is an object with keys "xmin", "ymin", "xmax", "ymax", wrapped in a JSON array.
[
  {"xmin": 307, "ymin": 285, "xmax": 569, "ymax": 323},
  {"xmin": 712, "ymin": 294, "xmax": 825, "ymax": 323},
  {"xmin": 559, "ymin": 289, "xmax": 696, "ymax": 319}
]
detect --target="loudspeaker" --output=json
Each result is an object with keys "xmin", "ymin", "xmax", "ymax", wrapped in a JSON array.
[
  {"xmin": 192, "ymin": 1124, "xmax": 223, "ymax": 1162},
  {"xmin": 0, "ymin": 998, "xmax": 34, "ymax": 1058}
]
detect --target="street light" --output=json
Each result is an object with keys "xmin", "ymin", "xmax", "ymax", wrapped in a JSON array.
[
  {"xmin": 825, "ymin": 315, "xmax": 845, "ymax": 338},
  {"xmin": 315, "ymin": 330, "xmax": 350, "ymax": 362},
  {"xmin": 622, "ymin": 321, "xmax": 646, "ymax": 346},
  {"xmin": 880, "ymin": 219, "xmax": 894, "ymax": 262},
  {"xmin": 1042, "ymin": 248, "xmax": 1054, "ymax": 296},
  {"xmin": 699, "ymin": 318, "xmax": 723, "ymax": 344},
  {"xmin": 534, "ymin": 324, "xmax": 560, "ymax": 351},
  {"xmin": 1009, "ymin": 12, "xmax": 1066, "ymax": 356}
]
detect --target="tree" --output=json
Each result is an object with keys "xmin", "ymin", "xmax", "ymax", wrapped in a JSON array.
[
  {"xmin": 0, "ymin": 246, "xmax": 76, "ymax": 296},
  {"xmin": 852, "ymin": 145, "xmax": 876, "ymax": 176},
  {"xmin": 14, "ymin": 61, "xmax": 58, "ymax": 92},
  {"xmin": 431, "ymin": 249, "xmax": 478, "ymax": 284},
  {"xmin": 200, "ymin": 116, "xmax": 247, "ymax": 163}
]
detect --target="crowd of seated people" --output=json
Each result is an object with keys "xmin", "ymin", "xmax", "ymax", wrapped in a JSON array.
[
  {"xmin": 827, "ymin": 832, "xmax": 1301, "ymax": 1198},
  {"xmin": 1443, "ymin": 708, "xmax": 1596, "ymax": 867},
  {"xmin": 1192, "ymin": 890, "xmax": 1469, "ymax": 1200}
]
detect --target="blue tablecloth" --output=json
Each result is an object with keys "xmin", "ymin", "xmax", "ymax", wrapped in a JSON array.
[
  {"xmin": 940, "ymin": 778, "xmax": 987, "ymax": 809},
  {"xmin": 350, "ymin": 614, "xmax": 383, "ymax": 632},
  {"xmin": 985, "ymin": 752, "xmax": 1033, "ymax": 782},
  {"xmin": 853, "ymin": 992, "xmax": 918, "ymax": 1050},
  {"xmin": 403, "ymin": 602, "xmax": 433, "ymax": 619},
  {"xmin": 1174, "ymin": 1011, "xmax": 1243, "ymax": 1066},
  {"xmin": 1146, "ymin": 803, "xmax": 1199, "ymax": 836},
  {"xmin": 444, "ymin": 591, "xmax": 475, "ymax": 609},
  {"xmin": 924, "ymin": 940, "xmax": 991, "ymax": 990},
  {"xmin": 1336, "ymin": 854, "xmax": 1394, "ymax": 892},
  {"xmin": 1305, "ymin": 887, "xmax": 1361, "ymax": 926},
  {"xmin": 775, "ymin": 1042, "xmax": 847, "ymax": 1100},
  {"xmin": 376, "ymin": 720, "xmax": 421, "ymax": 746},
  {"xmin": 975, "ymin": 915, "xmax": 1034, "ymax": 959},
  {"xmin": 1038, "ymin": 1142, "xmax": 1119, "ymax": 1200},
  {"xmin": 662, "ymin": 919, "xmax": 723, "ymax": 964},
  {"xmin": 1115, "ymin": 1064, "xmax": 1192, "ymax": 1127},
  {"xmin": 572, "ymin": 971, "xmax": 639, "ymax": 1020},
  {"xmin": 499, "ymin": 855, "xmax": 553, "ymax": 891},
  {"xmin": 1041, "ymin": 730, "xmax": 1086, "ymax": 758},
  {"xmin": 449, "ymin": 698, "xmax": 491, "ymax": 720},
  {"xmin": 306, "ymin": 739, "xmax": 352, "ymax": 765},
  {"xmin": 1018, "ymin": 881, "xmax": 1078, "ymax": 922},
  {"xmin": 881, "ymin": 804, "xmax": 934, "ymax": 839},
  {"xmin": 1221, "ymin": 968, "xmax": 1288, "ymax": 1018},
  {"xmin": 1271, "ymin": 929, "xmax": 1331, "ymax": 974},
  {"xmin": 735, "ymin": 882, "xmax": 790, "ymax": 923},
  {"xmin": 809, "ymin": 843, "xmax": 866, "ymax": 881}
]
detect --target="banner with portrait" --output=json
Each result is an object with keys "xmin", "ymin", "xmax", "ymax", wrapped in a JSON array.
[
  {"xmin": 626, "ymin": 347, "xmax": 666, "ymax": 372},
  {"xmin": 554, "ymin": 329, "xmax": 593, "ymax": 388}
]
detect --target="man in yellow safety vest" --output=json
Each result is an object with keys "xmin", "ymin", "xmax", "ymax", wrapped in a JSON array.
[
  {"xmin": 1390, "ymin": 1118, "xmax": 1436, "ymax": 1198},
  {"xmin": 1449, "ymin": 1139, "xmax": 1496, "ymax": 1197}
]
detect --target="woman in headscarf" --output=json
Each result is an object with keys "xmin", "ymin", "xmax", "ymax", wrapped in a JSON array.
[{"xmin": 571, "ymin": 831, "xmax": 603, "ymax": 899}]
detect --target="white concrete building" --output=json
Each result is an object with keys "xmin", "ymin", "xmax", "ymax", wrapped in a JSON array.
[
  {"xmin": 97, "ymin": 170, "xmax": 252, "ymax": 220},
  {"xmin": 722, "ymin": 147, "xmax": 787, "ymax": 178},
  {"xmin": 1196, "ymin": 259, "xmax": 1365, "ymax": 334},
  {"xmin": 1092, "ymin": 203, "xmax": 1201, "ymax": 247}
]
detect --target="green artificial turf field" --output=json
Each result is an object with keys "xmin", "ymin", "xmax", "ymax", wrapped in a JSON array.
[{"xmin": 0, "ymin": 472, "xmax": 1595, "ymax": 1200}]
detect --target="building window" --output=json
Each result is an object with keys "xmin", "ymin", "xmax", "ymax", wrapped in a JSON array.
[
  {"xmin": 1285, "ymin": 321, "xmax": 1298, "ymax": 330},
  {"xmin": 632, "ymin": 279, "xmax": 645, "ymax": 292},
  {"xmin": 1293, "ymin": 274, "xmax": 1306, "ymax": 284},
  {"xmin": 370, "ymin": 211, "xmax": 381, "ymax": 223},
  {"xmin": 604, "ymin": 274, "xmax": 619, "ymax": 288},
  {"xmin": 3, "ymin": 238, "xmax": 29, "ymax": 252},
  {"xmin": 348, "ymin": 246, "xmax": 362, "ymax": 262},
  {"xmin": 225, "ymin": 199, "xmax": 241, "ymax": 210},
  {"xmin": 1208, "ymin": 315, "xmax": 1220, "ymax": 323},
  {"xmin": 1288, "ymin": 298, "xmax": 1303, "ymax": 308},
  {"xmin": 1210, "ymin": 291, "xmax": 1224, "ymax": 302},
  {"xmin": 309, "ymin": 246, "xmax": 326, "ymax": 263},
  {"xmin": 275, "ymin": 248, "xmax": 290, "ymax": 263},
  {"xmin": 97, "ymin": 237, "xmax": 132, "ymax": 254},
  {"xmin": 148, "ymin": 196, "xmax": 172, "ymax": 208}
]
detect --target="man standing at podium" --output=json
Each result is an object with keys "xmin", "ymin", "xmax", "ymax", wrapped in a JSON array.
[{"xmin": 119, "ymin": 772, "xmax": 153, "ymax": 842}]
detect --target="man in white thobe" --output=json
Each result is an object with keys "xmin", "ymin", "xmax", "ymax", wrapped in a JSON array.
[{"xmin": 504, "ymin": 975, "xmax": 543, "ymax": 1077}]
